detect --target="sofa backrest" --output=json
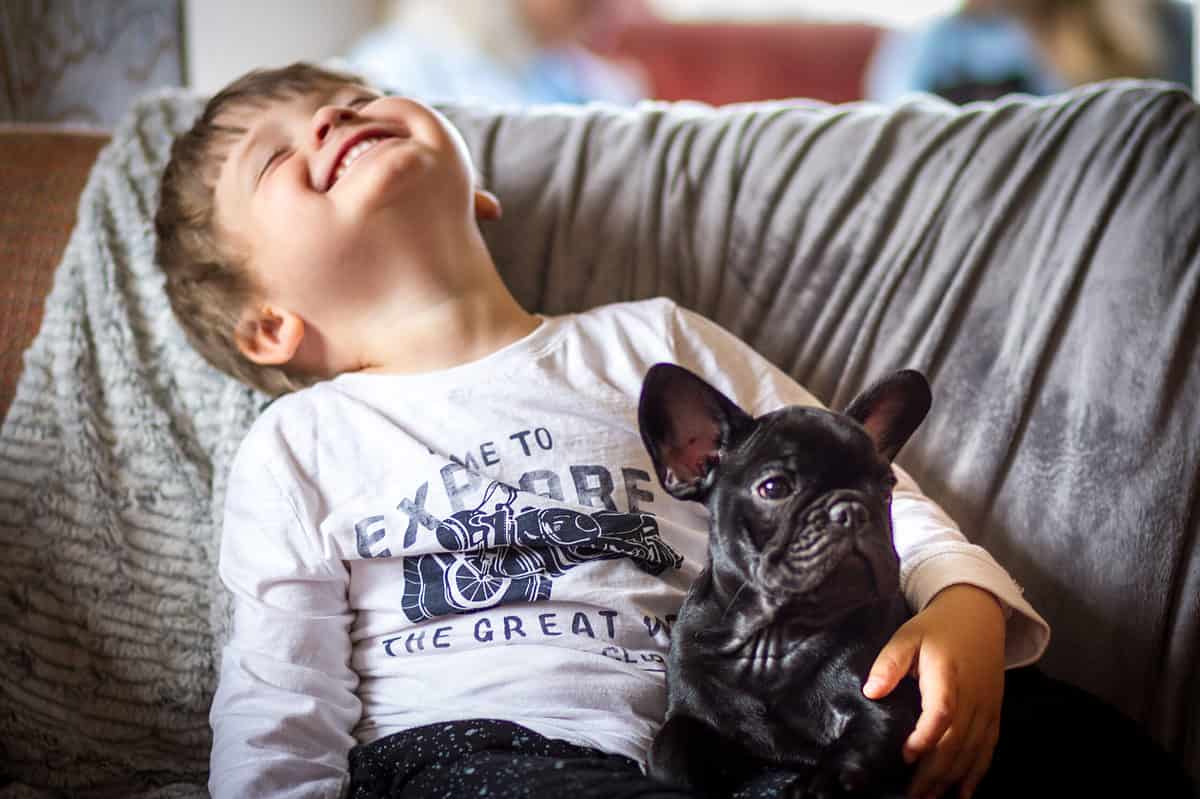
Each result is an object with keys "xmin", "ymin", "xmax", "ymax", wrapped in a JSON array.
[{"xmin": 1, "ymin": 84, "xmax": 1197, "ymax": 792}]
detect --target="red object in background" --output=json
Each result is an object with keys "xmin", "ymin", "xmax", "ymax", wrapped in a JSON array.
[{"xmin": 594, "ymin": 20, "xmax": 886, "ymax": 105}]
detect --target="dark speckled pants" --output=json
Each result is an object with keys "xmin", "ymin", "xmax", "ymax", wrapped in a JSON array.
[
  {"xmin": 346, "ymin": 668, "xmax": 1197, "ymax": 799},
  {"xmin": 346, "ymin": 718, "xmax": 800, "ymax": 798}
]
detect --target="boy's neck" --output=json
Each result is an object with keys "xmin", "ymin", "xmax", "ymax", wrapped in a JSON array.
[{"xmin": 349, "ymin": 268, "xmax": 541, "ymax": 377}]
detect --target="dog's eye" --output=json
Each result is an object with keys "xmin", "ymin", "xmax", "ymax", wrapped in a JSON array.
[{"xmin": 755, "ymin": 475, "xmax": 794, "ymax": 500}]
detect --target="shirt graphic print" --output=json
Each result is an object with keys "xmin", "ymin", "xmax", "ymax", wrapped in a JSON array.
[{"xmin": 365, "ymin": 480, "xmax": 683, "ymax": 622}]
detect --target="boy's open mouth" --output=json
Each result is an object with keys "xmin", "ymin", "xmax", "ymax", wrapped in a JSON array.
[{"xmin": 326, "ymin": 128, "xmax": 405, "ymax": 191}]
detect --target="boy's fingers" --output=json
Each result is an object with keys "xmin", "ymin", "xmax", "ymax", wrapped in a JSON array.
[
  {"xmin": 906, "ymin": 718, "xmax": 962, "ymax": 799},
  {"xmin": 911, "ymin": 711, "xmax": 995, "ymax": 799},
  {"xmin": 908, "ymin": 706, "xmax": 985, "ymax": 799},
  {"xmin": 959, "ymin": 723, "xmax": 1000, "ymax": 799},
  {"xmin": 943, "ymin": 709, "xmax": 987, "ymax": 787},
  {"xmin": 864, "ymin": 627, "xmax": 920, "ymax": 699},
  {"xmin": 903, "ymin": 662, "xmax": 956, "ymax": 761}
]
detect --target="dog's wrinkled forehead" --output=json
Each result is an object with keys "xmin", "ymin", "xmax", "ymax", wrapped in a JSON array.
[{"xmin": 737, "ymin": 407, "xmax": 890, "ymax": 481}]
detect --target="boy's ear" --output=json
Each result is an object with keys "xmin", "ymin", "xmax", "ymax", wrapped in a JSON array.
[
  {"xmin": 474, "ymin": 189, "xmax": 502, "ymax": 221},
  {"xmin": 234, "ymin": 304, "xmax": 305, "ymax": 366}
]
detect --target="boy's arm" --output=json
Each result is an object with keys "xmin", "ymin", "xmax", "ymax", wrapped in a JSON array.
[
  {"xmin": 668, "ymin": 302, "xmax": 1050, "ymax": 664},
  {"xmin": 887, "ymin": 465, "xmax": 1048, "ymax": 665},
  {"xmin": 209, "ymin": 433, "xmax": 361, "ymax": 799}
]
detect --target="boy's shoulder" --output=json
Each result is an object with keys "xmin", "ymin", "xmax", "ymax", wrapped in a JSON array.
[
  {"xmin": 255, "ymin": 380, "xmax": 335, "ymax": 425},
  {"xmin": 557, "ymin": 297, "xmax": 684, "ymax": 357},
  {"xmin": 575, "ymin": 297, "xmax": 731, "ymax": 352},
  {"xmin": 230, "ymin": 381, "xmax": 341, "ymax": 468},
  {"xmin": 569, "ymin": 296, "xmax": 679, "ymax": 336},
  {"xmin": 590, "ymin": 296, "xmax": 677, "ymax": 318}
]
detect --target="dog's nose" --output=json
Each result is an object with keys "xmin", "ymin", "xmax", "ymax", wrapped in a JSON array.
[{"xmin": 828, "ymin": 500, "xmax": 869, "ymax": 530}]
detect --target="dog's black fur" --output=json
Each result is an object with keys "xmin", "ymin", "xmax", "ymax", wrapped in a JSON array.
[{"xmin": 638, "ymin": 364, "xmax": 931, "ymax": 798}]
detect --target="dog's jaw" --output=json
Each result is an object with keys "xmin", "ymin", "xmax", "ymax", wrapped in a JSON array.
[{"xmin": 716, "ymin": 551, "xmax": 886, "ymax": 667}]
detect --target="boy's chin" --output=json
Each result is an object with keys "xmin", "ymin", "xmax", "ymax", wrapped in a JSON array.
[
  {"xmin": 358, "ymin": 182, "xmax": 475, "ymax": 230},
  {"xmin": 345, "ymin": 158, "xmax": 446, "ymax": 216},
  {"xmin": 353, "ymin": 142, "xmax": 431, "ymax": 194},
  {"xmin": 349, "ymin": 193, "xmax": 472, "ymax": 242}
]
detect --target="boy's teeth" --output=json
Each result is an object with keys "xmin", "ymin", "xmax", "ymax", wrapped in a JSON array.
[{"xmin": 333, "ymin": 137, "xmax": 386, "ymax": 185}]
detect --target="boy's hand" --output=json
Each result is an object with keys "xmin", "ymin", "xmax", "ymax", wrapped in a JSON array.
[{"xmin": 862, "ymin": 584, "xmax": 1006, "ymax": 799}]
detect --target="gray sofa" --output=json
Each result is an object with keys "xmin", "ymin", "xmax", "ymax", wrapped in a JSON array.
[{"xmin": 1, "ymin": 81, "xmax": 1197, "ymax": 796}]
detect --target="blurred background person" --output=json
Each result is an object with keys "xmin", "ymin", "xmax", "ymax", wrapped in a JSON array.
[
  {"xmin": 867, "ymin": 0, "xmax": 1193, "ymax": 104},
  {"xmin": 341, "ymin": 0, "xmax": 649, "ymax": 105},
  {"xmin": 1007, "ymin": 0, "xmax": 1193, "ymax": 88}
]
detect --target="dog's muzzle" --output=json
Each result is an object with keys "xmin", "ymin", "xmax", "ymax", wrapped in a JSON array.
[
  {"xmin": 757, "ymin": 490, "xmax": 877, "ymax": 597},
  {"xmin": 804, "ymin": 492, "xmax": 871, "ymax": 539}
]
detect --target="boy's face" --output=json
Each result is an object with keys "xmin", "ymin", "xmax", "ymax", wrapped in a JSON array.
[{"xmin": 211, "ymin": 81, "xmax": 498, "ymax": 370}]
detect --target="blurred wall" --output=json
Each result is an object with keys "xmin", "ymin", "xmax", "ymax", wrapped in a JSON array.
[
  {"xmin": 184, "ymin": 0, "xmax": 384, "ymax": 95},
  {"xmin": 0, "ymin": 0, "xmax": 183, "ymax": 127}
]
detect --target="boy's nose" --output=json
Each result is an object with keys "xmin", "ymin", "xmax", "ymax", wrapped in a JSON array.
[{"xmin": 312, "ymin": 106, "xmax": 355, "ymax": 146}]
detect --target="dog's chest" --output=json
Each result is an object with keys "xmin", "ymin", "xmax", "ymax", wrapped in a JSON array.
[{"xmin": 680, "ymin": 614, "xmax": 872, "ymax": 744}]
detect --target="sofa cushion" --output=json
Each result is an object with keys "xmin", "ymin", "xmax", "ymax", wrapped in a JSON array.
[{"xmin": 0, "ymin": 82, "xmax": 1197, "ymax": 794}]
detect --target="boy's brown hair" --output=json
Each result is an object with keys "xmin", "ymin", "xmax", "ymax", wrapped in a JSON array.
[{"xmin": 154, "ymin": 61, "xmax": 366, "ymax": 396}]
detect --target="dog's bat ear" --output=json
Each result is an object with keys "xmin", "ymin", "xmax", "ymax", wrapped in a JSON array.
[
  {"xmin": 638, "ymin": 363, "xmax": 754, "ymax": 502},
  {"xmin": 843, "ymin": 369, "xmax": 932, "ymax": 462}
]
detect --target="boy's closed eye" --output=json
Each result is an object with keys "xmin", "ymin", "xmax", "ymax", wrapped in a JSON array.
[
  {"xmin": 258, "ymin": 148, "xmax": 290, "ymax": 184},
  {"xmin": 255, "ymin": 93, "xmax": 380, "ymax": 185}
]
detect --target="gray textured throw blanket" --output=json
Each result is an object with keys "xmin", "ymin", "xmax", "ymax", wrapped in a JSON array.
[
  {"xmin": 0, "ymin": 91, "xmax": 251, "ymax": 797},
  {"xmin": 2, "ymin": 81, "xmax": 1197, "ymax": 795}
]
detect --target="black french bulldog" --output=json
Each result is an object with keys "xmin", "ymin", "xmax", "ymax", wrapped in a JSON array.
[{"xmin": 638, "ymin": 363, "xmax": 931, "ymax": 798}]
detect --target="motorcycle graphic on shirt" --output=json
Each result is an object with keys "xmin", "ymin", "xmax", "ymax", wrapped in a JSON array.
[{"xmin": 401, "ymin": 481, "xmax": 682, "ymax": 622}]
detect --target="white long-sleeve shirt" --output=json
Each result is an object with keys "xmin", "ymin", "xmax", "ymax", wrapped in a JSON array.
[{"xmin": 210, "ymin": 297, "xmax": 1049, "ymax": 798}]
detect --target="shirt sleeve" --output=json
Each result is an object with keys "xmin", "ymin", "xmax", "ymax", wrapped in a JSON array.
[
  {"xmin": 209, "ymin": 421, "xmax": 361, "ymax": 799},
  {"xmin": 668, "ymin": 302, "xmax": 1050, "ymax": 668}
]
